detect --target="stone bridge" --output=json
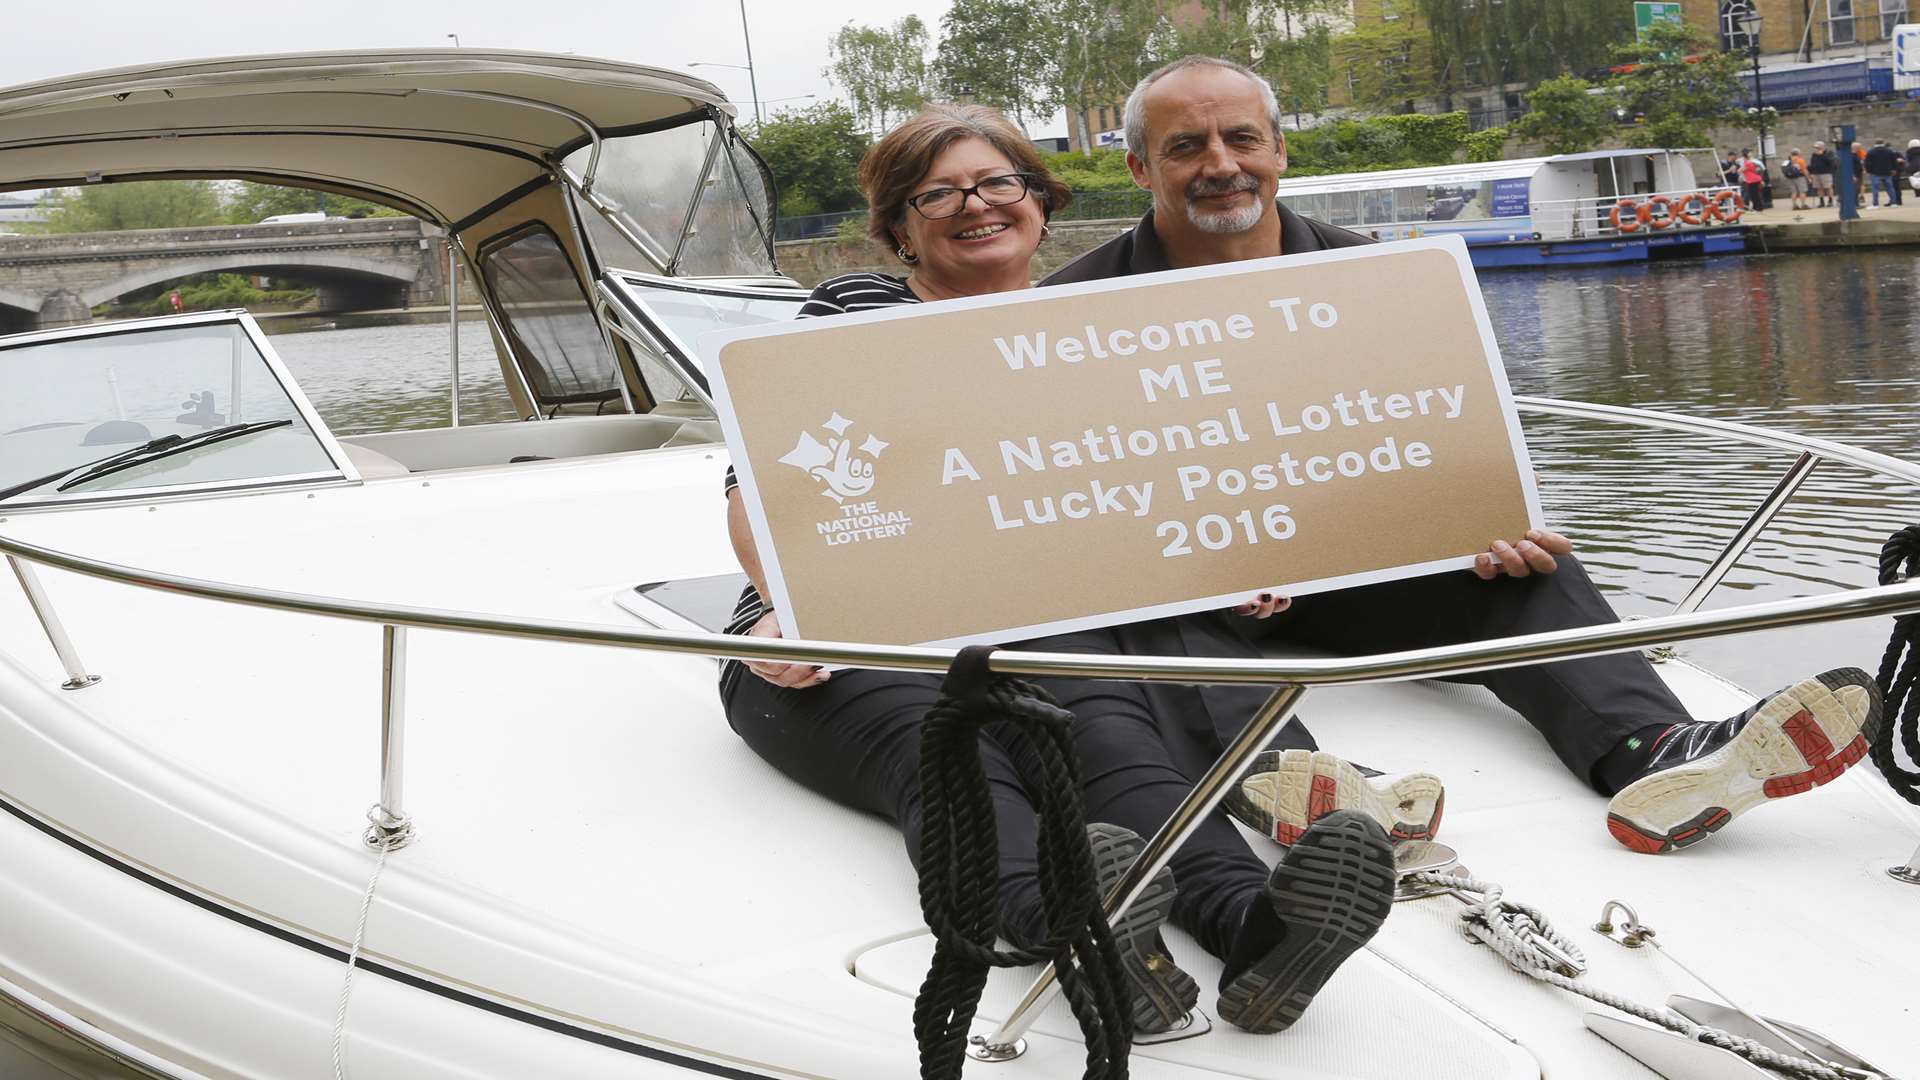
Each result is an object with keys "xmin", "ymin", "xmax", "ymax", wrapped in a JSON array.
[{"xmin": 0, "ymin": 217, "xmax": 451, "ymax": 332}]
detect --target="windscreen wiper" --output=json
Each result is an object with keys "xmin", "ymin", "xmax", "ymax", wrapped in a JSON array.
[{"xmin": 0, "ymin": 420, "xmax": 293, "ymax": 505}]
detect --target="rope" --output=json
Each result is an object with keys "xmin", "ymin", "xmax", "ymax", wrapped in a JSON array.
[
  {"xmin": 1872, "ymin": 526, "xmax": 1920, "ymax": 806},
  {"xmin": 331, "ymin": 810, "xmax": 406, "ymax": 1080},
  {"xmin": 1409, "ymin": 872, "xmax": 1849, "ymax": 1080},
  {"xmin": 913, "ymin": 645, "xmax": 1133, "ymax": 1080}
]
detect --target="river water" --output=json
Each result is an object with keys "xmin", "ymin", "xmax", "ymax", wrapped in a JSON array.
[{"xmin": 262, "ymin": 250, "xmax": 1920, "ymax": 693}]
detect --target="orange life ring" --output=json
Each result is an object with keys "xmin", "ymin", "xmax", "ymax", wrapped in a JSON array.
[
  {"xmin": 1707, "ymin": 188, "xmax": 1744, "ymax": 223},
  {"xmin": 1674, "ymin": 192, "xmax": 1706, "ymax": 226},
  {"xmin": 1610, "ymin": 198, "xmax": 1641, "ymax": 233},
  {"xmin": 1643, "ymin": 195, "xmax": 1676, "ymax": 229}
]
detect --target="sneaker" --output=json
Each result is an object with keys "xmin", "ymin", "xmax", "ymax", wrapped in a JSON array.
[
  {"xmin": 1216, "ymin": 811, "xmax": 1396, "ymax": 1034},
  {"xmin": 1227, "ymin": 749, "xmax": 1445, "ymax": 845},
  {"xmin": 1605, "ymin": 668, "xmax": 1881, "ymax": 855},
  {"xmin": 1085, "ymin": 823, "xmax": 1199, "ymax": 1034}
]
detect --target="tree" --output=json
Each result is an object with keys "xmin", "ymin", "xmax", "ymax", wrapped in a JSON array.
[
  {"xmin": 747, "ymin": 102, "xmax": 872, "ymax": 218},
  {"xmin": 933, "ymin": 0, "xmax": 1059, "ymax": 131},
  {"xmin": 1512, "ymin": 75, "xmax": 1614, "ymax": 154},
  {"xmin": 1412, "ymin": 0, "xmax": 1634, "ymax": 101},
  {"xmin": 826, "ymin": 17, "xmax": 934, "ymax": 132},
  {"xmin": 1334, "ymin": 17, "xmax": 1444, "ymax": 114},
  {"xmin": 1608, "ymin": 23, "xmax": 1744, "ymax": 149},
  {"xmin": 40, "ymin": 180, "xmax": 224, "ymax": 232},
  {"xmin": 1046, "ymin": 0, "xmax": 1161, "ymax": 154},
  {"xmin": 224, "ymin": 182, "xmax": 401, "ymax": 224}
]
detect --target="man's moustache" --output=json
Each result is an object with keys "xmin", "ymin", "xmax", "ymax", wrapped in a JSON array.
[{"xmin": 1187, "ymin": 178, "xmax": 1258, "ymax": 199}]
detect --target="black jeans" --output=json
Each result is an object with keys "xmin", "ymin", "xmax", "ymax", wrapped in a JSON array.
[
  {"xmin": 1233, "ymin": 555, "xmax": 1691, "ymax": 790},
  {"xmin": 722, "ymin": 627, "xmax": 1272, "ymax": 960}
]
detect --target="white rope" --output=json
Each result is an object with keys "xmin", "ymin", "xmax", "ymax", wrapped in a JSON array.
[
  {"xmin": 1407, "ymin": 871, "xmax": 1851, "ymax": 1080},
  {"xmin": 331, "ymin": 815, "xmax": 403, "ymax": 1080}
]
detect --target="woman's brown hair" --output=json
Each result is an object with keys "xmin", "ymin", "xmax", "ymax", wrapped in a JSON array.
[{"xmin": 856, "ymin": 103, "xmax": 1072, "ymax": 255}]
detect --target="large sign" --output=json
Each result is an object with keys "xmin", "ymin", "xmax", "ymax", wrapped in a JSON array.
[
  {"xmin": 1634, "ymin": 1, "xmax": 1685, "ymax": 41},
  {"xmin": 1896, "ymin": 24, "xmax": 1920, "ymax": 89},
  {"xmin": 705, "ymin": 236, "xmax": 1542, "ymax": 647}
]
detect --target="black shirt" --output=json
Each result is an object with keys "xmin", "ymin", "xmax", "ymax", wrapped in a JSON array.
[{"xmin": 1041, "ymin": 203, "xmax": 1374, "ymax": 286}]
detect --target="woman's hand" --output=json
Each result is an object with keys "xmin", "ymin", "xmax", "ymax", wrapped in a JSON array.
[
  {"xmin": 1472, "ymin": 528, "xmax": 1574, "ymax": 580},
  {"xmin": 743, "ymin": 611, "xmax": 831, "ymax": 689},
  {"xmin": 1231, "ymin": 591, "xmax": 1292, "ymax": 619}
]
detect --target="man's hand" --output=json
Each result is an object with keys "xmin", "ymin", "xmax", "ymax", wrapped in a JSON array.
[
  {"xmin": 1471, "ymin": 529, "xmax": 1573, "ymax": 580},
  {"xmin": 1231, "ymin": 591, "xmax": 1292, "ymax": 619},
  {"xmin": 743, "ymin": 611, "xmax": 830, "ymax": 688}
]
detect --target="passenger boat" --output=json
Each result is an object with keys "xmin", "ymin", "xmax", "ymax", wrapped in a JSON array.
[
  {"xmin": 1280, "ymin": 148, "xmax": 1752, "ymax": 268},
  {"xmin": 2, "ymin": 51, "xmax": 1918, "ymax": 1080}
]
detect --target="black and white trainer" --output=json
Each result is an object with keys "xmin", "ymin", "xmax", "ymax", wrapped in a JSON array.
[
  {"xmin": 1085, "ymin": 823, "xmax": 1200, "ymax": 1034},
  {"xmin": 1216, "ymin": 810, "xmax": 1396, "ymax": 1034}
]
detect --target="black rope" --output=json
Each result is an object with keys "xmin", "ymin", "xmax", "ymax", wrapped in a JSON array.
[
  {"xmin": 1872, "ymin": 526, "xmax": 1920, "ymax": 806},
  {"xmin": 913, "ymin": 645, "xmax": 1133, "ymax": 1080}
]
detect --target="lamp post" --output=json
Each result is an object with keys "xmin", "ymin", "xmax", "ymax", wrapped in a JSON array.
[
  {"xmin": 1733, "ymin": 6, "xmax": 1770, "ymax": 200},
  {"xmin": 689, "ymin": 2, "xmax": 763, "ymax": 127}
]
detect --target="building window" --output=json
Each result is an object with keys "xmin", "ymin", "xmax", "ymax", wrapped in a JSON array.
[
  {"xmin": 1882, "ymin": 0, "xmax": 1909, "ymax": 37},
  {"xmin": 1381, "ymin": 0, "xmax": 1400, "ymax": 19},
  {"xmin": 1719, "ymin": 1, "xmax": 1760, "ymax": 50},
  {"xmin": 1829, "ymin": 0, "xmax": 1856, "ymax": 45}
]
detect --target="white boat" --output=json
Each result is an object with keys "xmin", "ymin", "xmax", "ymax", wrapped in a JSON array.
[
  {"xmin": 1276, "ymin": 149, "xmax": 1751, "ymax": 267},
  {"xmin": 2, "ymin": 50, "xmax": 1918, "ymax": 1080}
]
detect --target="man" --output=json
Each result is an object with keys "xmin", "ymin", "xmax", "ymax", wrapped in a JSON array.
[
  {"xmin": 1045, "ymin": 55, "xmax": 1882, "ymax": 855},
  {"xmin": 1865, "ymin": 139, "xmax": 1900, "ymax": 208},
  {"xmin": 1807, "ymin": 141, "xmax": 1836, "ymax": 208}
]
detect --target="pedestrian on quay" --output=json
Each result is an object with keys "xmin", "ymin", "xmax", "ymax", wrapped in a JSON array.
[
  {"xmin": 1783, "ymin": 148, "xmax": 1810, "ymax": 210},
  {"xmin": 1808, "ymin": 141, "xmax": 1836, "ymax": 208},
  {"xmin": 1721, "ymin": 150, "xmax": 1742, "ymax": 189},
  {"xmin": 1739, "ymin": 150, "xmax": 1766, "ymax": 211},
  {"xmin": 1864, "ymin": 138, "xmax": 1899, "ymax": 208},
  {"xmin": 1907, "ymin": 139, "xmax": 1920, "ymax": 200},
  {"xmin": 1853, "ymin": 143, "xmax": 1868, "ymax": 207}
]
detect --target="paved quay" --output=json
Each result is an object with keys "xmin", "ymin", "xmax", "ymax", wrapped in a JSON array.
[{"xmin": 1740, "ymin": 198, "xmax": 1920, "ymax": 251}]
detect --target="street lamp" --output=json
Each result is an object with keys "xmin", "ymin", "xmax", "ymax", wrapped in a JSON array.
[
  {"xmin": 688, "ymin": 2, "xmax": 763, "ymax": 127},
  {"xmin": 1730, "ymin": 6, "xmax": 1770, "ymax": 193}
]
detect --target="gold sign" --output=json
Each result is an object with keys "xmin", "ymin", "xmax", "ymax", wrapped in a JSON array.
[{"xmin": 705, "ymin": 237, "xmax": 1541, "ymax": 647}]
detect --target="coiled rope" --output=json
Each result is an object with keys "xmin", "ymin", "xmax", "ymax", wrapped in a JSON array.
[
  {"xmin": 1872, "ymin": 526, "xmax": 1920, "ymax": 806},
  {"xmin": 914, "ymin": 645, "xmax": 1133, "ymax": 1080},
  {"xmin": 1408, "ymin": 872, "xmax": 1849, "ymax": 1080}
]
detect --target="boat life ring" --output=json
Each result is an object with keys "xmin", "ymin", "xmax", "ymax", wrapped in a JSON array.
[
  {"xmin": 1610, "ymin": 198, "xmax": 1642, "ymax": 233},
  {"xmin": 1643, "ymin": 195, "xmax": 1676, "ymax": 230},
  {"xmin": 1674, "ymin": 192, "xmax": 1707, "ymax": 226},
  {"xmin": 1707, "ymin": 189, "xmax": 1744, "ymax": 223}
]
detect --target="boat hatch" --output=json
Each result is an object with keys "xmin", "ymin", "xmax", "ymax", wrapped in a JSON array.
[
  {"xmin": 0, "ymin": 310, "xmax": 355, "ymax": 508},
  {"xmin": 597, "ymin": 270, "xmax": 808, "ymax": 409}
]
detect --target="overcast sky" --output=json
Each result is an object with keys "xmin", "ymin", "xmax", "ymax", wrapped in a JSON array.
[{"xmin": 0, "ymin": 0, "xmax": 1067, "ymax": 137}]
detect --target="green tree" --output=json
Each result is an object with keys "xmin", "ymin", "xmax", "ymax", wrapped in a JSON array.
[
  {"xmin": 747, "ymin": 101, "xmax": 872, "ymax": 218},
  {"xmin": 1335, "ymin": 17, "xmax": 1444, "ymax": 114},
  {"xmin": 826, "ymin": 16, "xmax": 934, "ymax": 132},
  {"xmin": 1608, "ymin": 23, "xmax": 1743, "ymax": 149},
  {"xmin": 224, "ymin": 182, "xmax": 401, "ymax": 224},
  {"xmin": 1512, "ymin": 75, "xmax": 1615, "ymax": 154},
  {"xmin": 1412, "ymin": 0, "xmax": 1634, "ymax": 101},
  {"xmin": 1256, "ymin": 7, "xmax": 1339, "ymax": 128},
  {"xmin": 1046, "ymin": 0, "xmax": 1161, "ymax": 154},
  {"xmin": 40, "ymin": 180, "xmax": 224, "ymax": 232},
  {"xmin": 933, "ymin": 0, "xmax": 1059, "ymax": 131}
]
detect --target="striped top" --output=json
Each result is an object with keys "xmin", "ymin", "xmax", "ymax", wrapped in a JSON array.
[{"xmin": 719, "ymin": 272, "xmax": 920, "ymax": 697}]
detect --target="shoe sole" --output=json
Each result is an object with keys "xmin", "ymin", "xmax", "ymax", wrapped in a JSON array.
[
  {"xmin": 1216, "ymin": 811, "xmax": 1396, "ymax": 1034},
  {"xmin": 1085, "ymin": 823, "xmax": 1199, "ymax": 1034},
  {"xmin": 1605, "ymin": 668, "xmax": 1881, "ymax": 855},
  {"xmin": 1227, "ymin": 749, "xmax": 1446, "ymax": 845}
]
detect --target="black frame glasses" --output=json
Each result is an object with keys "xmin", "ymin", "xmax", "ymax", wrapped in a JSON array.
[{"xmin": 904, "ymin": 173, "xmax": 1035, "ymax": 220}]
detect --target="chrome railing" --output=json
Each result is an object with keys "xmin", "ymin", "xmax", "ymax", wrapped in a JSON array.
[
  {"xmin": 1529, "ymin": 188, "xmax": 1745, "ymax": 241},
  {"xmin": 3, "ymin": 397, "xmax": 1919, "ymax": 1055}
]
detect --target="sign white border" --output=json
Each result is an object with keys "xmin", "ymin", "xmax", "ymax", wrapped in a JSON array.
[{"xmin": 701, "ymin": 233, "xmax": 1543, "ymax": 648}]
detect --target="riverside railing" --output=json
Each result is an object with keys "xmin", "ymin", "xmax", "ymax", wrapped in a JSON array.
[
  {"xmin": 1528, "ymin": 188, "xmax": 1749, "ymax": 241},
  {"xmin": 4, "ymin": 397, "xmax": 1920, "ymax": 1056}
]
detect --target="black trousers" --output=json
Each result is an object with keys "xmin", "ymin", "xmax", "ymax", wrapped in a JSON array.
[
  {"xmin": 1229, "ymin": 555, "xmax": 1692, "ymax": 790},
  {"xmin": 721, "ymin": 627, "xmax": 1275, "ymax": 960}
]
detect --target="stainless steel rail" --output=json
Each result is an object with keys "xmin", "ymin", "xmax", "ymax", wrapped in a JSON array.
[
  {"xmin": 1672, "ymin": 450, "xmax": 1819, "ymax": 615},
  {"xmin": 4, "ymin": 556, "xmax": 98, "ymax": 690}
]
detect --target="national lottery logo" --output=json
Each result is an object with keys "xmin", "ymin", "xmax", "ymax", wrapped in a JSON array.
[{"xmin": 779, "ymin": 412, "xmax": 913, "ymax": 546}]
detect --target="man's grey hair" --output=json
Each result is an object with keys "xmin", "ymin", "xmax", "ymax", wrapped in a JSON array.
[{"xmin": 1121, "ymin": 56, "xmax": 1283, "ymax": 162}]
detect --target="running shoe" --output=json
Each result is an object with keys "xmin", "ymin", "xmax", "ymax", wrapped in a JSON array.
[
  {"xmin": 1605, "ymin": 667, "xmax": 1882, "ymax": 855},
  {"xmin": 1216, "ymin": 810, "xmax": 1396, "ymax": 1034},
  {"xmin": 1085, "ymin": 823, "xmax": 1199, "ymax": 1034},
  {"xmin": 1227, "ymin": 749, "xmax": 1446, "ymax": 845}
]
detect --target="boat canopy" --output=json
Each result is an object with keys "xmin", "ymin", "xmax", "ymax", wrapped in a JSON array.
[{"xmin": 0, "ymin": 50, "xmax": 732, "ymax": 228}]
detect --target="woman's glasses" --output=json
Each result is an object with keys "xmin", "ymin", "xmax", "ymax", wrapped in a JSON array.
[{"xmin": 905, "ymin": 173, "xmax": 1034, "ymax": 219}]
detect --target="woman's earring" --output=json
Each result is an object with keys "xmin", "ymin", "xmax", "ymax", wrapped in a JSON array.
[
  {"xmin": 897, "ymin": 245, "xmax": 919, "ymax": 264},
  {"xmin": 1040, "ymin": 223, "xmax": 1052, "ymax": 241}
]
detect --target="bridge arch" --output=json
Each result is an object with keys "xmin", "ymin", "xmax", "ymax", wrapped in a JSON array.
[
  {"xmin": 82, "ymin": 251, "xmax": 422, "ymax": 309},
  {"xmin": 0, "ymin": 286, "xmax": 38, "ymax": 334}
]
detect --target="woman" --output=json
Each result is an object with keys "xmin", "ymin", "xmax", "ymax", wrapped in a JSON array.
[
  {"xmin": 717, "ymin": 103, "xmax": 1399, "ymax": 1037},
  {"xmin": 1739, "ymin": 151, "xmax": 1766, "ymax": 212}
]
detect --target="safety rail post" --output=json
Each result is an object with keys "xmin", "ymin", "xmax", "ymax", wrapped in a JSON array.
[
  {"xmin": 6, "ymin": 556, "xmax": 100, "ymax": 690},
  {"xmin": 447, "ymin": 237, "xmax": 461, "ymax": 428},
  {"xmin": 367, "ymin": 624, "xmax": 415, "ymax": 849},
  {"xmin": 1891, "ymin": 839, "xmax": 1920, "ymax": 885},
  {"xmin": 1672, "ymin": 451, "xmax": 1820, "ymax": 616},
  {"xmin": 973, "ymin": 683, "xmax": 1309, "ymax": 1061}
]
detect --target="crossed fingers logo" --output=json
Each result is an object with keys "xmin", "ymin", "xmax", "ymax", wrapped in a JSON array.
[{"xmin": 779, "ymin": 412, "xmax": 889, "ymax": 503}]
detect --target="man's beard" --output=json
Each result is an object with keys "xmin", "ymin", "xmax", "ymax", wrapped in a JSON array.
[{"xmin": 1183, "ymin": 175, "xmax": 1266, "ymax": 234}]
